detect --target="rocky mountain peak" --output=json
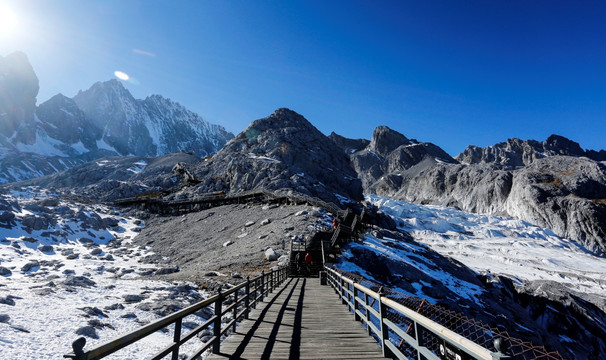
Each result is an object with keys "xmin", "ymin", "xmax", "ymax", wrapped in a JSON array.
[
  {"xmin": 369, "ymin": 126, "xmax": 411, "ymax": 156},
  {"xmin": 1, "ymin": 52, "xmax": 234, "ymax": 183},
  {"xmin": 0, "ymin": 51, "xmax": 39, "ymax": 142},
  {"xmin": 191, "ymin": 108, "xmax": 363, "ymax": 203},
  {"xmin": 543, "ymin": 134, "xmax": 584, "ymax": 156},
  {"xmin": 77, "ymin": 79, "xmax": 132, "ymax": 99},
  {"xmin": 456, "ymin": 134, "xmax": 605, "ymax": 167},
  {"xmin": 36, "ymin": 93, "xmax": 98, "ymax": 149},
  {"xmin": 247, "ymin": 108, "xmax": 317, "ymax": 133}
]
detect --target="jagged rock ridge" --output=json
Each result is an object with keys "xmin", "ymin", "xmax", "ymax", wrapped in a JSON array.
[
  {"xmin": 332, "ymin": 125, "xmax": 457, "ymax": 190},
  {"xmin": 0, "ymin": 52, "xmax": 234, "ymax": 184},
  {"xmin": 336, "ymin": 128, "xmax": 606, "ymax": 255},
  {"xmin": 457, "ymin": 134, "xmax": 606, "ymax": 167}
]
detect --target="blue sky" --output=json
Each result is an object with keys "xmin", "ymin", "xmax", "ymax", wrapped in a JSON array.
[{"xmin": 2, "ymin": 0, "xmax": 605, "ymax": 156}]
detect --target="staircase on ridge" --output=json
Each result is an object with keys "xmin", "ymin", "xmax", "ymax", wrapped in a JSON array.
[{"xmin": 288, "ymin": 207, "xmax": 365, "ymax": 278}]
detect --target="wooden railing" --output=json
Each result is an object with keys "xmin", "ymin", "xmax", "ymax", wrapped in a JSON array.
[
  {"xmin": 64, "ymin": 267, "xmax": 288, "ymax": 360},
  {"xmin": 324, "ymin": 267, "xmax": 510, "ymax": 360}
]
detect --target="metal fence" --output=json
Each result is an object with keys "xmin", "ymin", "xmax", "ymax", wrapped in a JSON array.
[
  {"xmin": 324, "ymin": 267, "xmax": 566, "ymax": 360},
  {"xmin": 64, "ymin": 267, "xmax": 288, "ymax": 360}
]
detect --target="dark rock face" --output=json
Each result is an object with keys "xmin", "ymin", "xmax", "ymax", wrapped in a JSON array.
[
  {"xmin": 190, "ymin": 108, "xmax": 363, "ymax": 203},
  {"xmin": 20, "ymin": 152, "xmax": 202, "ymax": 202},
  {"xmin": 369, "ymin": 125, "xmax": 411, "ymax": 156},
  {"xmin": 340, "ymin": 126, "xmax": 457, "ymax": 189},
  {"xmin": 456, "ymin": 134, "xmax": 603, "ymax": 167},
  {"xmin": 0, "ymin": 52, "xmax": 39, "ymax": 143},
  {"xmin": 328, "ymin": 132, "xmax": 369, "ymax": 155},
  {"xmin": 36, "ymin": 94, "xmax": 99, "ymax": 152}
]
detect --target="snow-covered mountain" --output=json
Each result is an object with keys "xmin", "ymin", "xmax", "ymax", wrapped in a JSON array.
[
  {"xmin": 331, "ymin": 126, "xmax": 606, "ymax": 256},
  {"xmin": 72, "ymin": 80, "xmax": 233, "ymax": 157},
  {"xmin": 0, "ymin": 52, "xmax": 234, "ymax": 184}
]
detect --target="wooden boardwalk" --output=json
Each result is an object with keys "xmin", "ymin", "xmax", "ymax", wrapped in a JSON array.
[{"xmin": 207, "ymin": 277, "xmax": 385, "ymax": 360}]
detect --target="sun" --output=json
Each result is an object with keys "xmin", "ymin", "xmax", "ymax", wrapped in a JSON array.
[{"xmin": 0, "ymin": 4, "xmax": 18, "ymax": 36}]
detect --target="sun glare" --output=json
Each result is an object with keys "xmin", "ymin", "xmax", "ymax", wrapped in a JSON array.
[
  {"xmin": 0, "ymin": 4, "xmax": 18, "ymax": 36},
  {"xmin": 114, "ymin": 71, "xmax": 130, "ymax": 81}
]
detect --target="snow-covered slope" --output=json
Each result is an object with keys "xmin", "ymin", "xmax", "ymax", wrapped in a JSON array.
[
  {"xmin": 332, "ymin": 195, "xmax": 606, "ymax": 358},
  {"xmin": 365, "ymin": 195, "xmax": 606, "ymax": 307},
  {"xmin": 0, "ymin": 188, "xmax": 212, "ymax": 359}
]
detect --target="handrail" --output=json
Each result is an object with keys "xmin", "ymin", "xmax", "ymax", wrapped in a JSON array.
[
  {"xmin": 64, "ymin": 266, "xmax": 289, "ymax": 360},
  {"xmin": 115, "ymin": 188, "xmax": 349, "ymax": 219},
  {"xmin": 323, "ymin": 266, "xmax": 505, "ymax": 360}
]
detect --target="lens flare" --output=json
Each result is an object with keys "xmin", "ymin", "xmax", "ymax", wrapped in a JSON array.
[
  {"xmin": 114, "ymin": 71, "xmax": 130, "ymax": 81},
  {"xmin": 0, "ymin": 4, "xmax": 18, "ymax": 36}
]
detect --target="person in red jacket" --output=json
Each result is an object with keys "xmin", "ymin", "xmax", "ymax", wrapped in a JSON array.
[
  {"xmin": 332, "ymin": 218, "xmax": 339, "ymax": 229},
  {"xmin": 304, "ymin": 252, "xmax": 313, "ymax": 274}
]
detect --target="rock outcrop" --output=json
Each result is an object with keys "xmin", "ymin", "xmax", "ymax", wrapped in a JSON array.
[
  {"xmin": 190, "ymin": 108, "xmax": 363, "ymax": 204},
  {"xmin": 456, "ymin": 134, "xmax": 606, "ymax": 167},
  {"xmin": 334, "ymin": 126, "xmax": 457, "ymax": 189}
]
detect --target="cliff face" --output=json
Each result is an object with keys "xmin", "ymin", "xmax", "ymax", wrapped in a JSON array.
[
  {"xmin": 189, "ymin": 108, "xmax": 363, "ymax": 204},
  {"xmin": 0, "ymin": 52, "xmax": 39, "ymax": 144}
]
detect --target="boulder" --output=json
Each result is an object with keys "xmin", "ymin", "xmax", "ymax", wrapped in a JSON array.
[
  {"xmin": 38, "ymin": 244, "xmax": 54, "ymax": 253},
  {"xmin": 75, "ymin": 326, "xmax": 98, "ymax": 339},
  {"xmin": 63, "ymin": 276, "xmax": 96, "ymax": 288},
  {"xmin": 21, "ymin": 261, "xmax": 40, "ymax": 273},
  {"xmin": 122, "ymin": 294, "xmax": 145, "ymax": 303},
  {"xmin": 155, "ymin": 267, "xmax": 179, "ymax": 275},
  {"xmin": 0, "ymin": 267, "xmax": 12, "ymax": 276},
  {"xmin": 264, "ymin": 248, "xmax": 279, "ymax": 261}
]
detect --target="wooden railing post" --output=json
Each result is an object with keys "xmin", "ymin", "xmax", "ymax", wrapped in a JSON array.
[
  {"xmin": 171, "ymin": 318, "xmax": 182, "ymax": 360},
  {"xmin": 212, "ymin": 287, "xmax": 222, "ymax": 354},
  {"xmin": 353, "ymin": 280, "xmax": 360, "ymax": 322},
  {"xmin": 365, "ymin": 292, "xmax": 372, "ymax": 336},
  {"xmin": 261, "ymin": 271, "xmax": 265, "ymax": 301},
  {"xmin": 232, "ymin": 290, "xmax": 238, "ymax": 333},
  {"xmin": 378, "ymin": 288, "xmax": 393, "ymax": 358},
  {"xmin": 340, "ymin": 275, "xmax": 346, "ymax": 305},
  {"xmin": 270, "ymin": 269, "xmax": 274, "ymax": 292},
  {"xmin": 245, "ymin": 276, "xmax": 250, "ymax": 319}
]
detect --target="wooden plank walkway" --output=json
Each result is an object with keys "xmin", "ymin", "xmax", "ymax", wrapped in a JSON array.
[{"xmin": 207, "ymin": 277, "xmax": 385, "ymax": 360}]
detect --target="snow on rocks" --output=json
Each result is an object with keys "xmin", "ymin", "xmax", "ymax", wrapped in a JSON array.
[
  {"xmin": 0, "ymin": 187, "xmax": 210, "ymax": 359},
  {"xmin": 366, "ymin": 194, "xmax": 606, "ymax": 304}
]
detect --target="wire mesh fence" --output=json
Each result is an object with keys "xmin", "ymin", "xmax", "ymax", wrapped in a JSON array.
[{"xmin": 334, "ymin": 268, "xmax": 566, "ymax": 360}]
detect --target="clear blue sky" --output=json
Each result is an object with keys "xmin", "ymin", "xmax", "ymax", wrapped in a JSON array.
[{"xmin": 2, "ymin": 0, "xmax": 605, "ymax": 156}]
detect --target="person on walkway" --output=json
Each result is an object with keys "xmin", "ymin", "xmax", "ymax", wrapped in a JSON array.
[
  {"xmin": 295, "ymin": 252, "xmax": 302, "ymax": 275},
  {"xmin": 304, "ymin": 252, "xmax": 313, "ymax": 274},
  {"xmin": 332, "ymin": 217, "xmax": 339, "ymax": 229}
]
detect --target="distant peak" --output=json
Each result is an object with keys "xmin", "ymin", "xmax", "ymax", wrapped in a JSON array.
[
  {"xmin": 271, "ymin": 107, "xmax": 299, "ymax": 117},
  {"xmin": 369, "ymin": 125, "xmax": 410, "ymax": 156}
]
